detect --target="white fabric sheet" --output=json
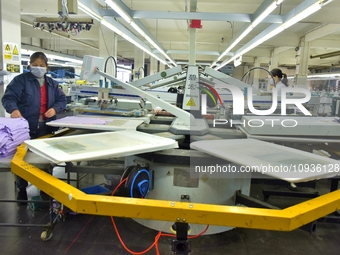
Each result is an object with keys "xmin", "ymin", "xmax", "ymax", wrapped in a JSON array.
[{"xmin": 24, "ymin": 130, "xmax": 178, "ymax": 164}]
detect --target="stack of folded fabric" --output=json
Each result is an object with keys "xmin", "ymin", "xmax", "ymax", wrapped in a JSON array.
[{"xmin": 0, "ymin": 117, "xmax": 30, "ymax": 158}]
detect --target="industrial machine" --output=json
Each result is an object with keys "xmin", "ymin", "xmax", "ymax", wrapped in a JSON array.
[{"xmin": 10, "ymin": 55, "xmax": 340, "ymax": 254}]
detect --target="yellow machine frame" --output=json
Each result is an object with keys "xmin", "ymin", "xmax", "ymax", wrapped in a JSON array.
[{"xmin": 11, "ymin": 144, "xmax": 340, "ymax": 231}]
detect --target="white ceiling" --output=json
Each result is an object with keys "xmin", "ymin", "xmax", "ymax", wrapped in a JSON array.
[{"xmin": 20, "ymin": 0, "xmax": 340, "ymax": 71}]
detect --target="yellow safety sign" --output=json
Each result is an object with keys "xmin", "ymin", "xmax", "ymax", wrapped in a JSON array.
[
  {"xmin": 5, "ymin": 44, "xmax": 11, "ymax": 52},
  {"xmin": 186, "ymin": 97, "xmax": 196, "ymax": 107},
  {"xmin": 12, "ymin": 45, "xmax": 19, "ymax": 55},
  {"xmin": 4, "ymin": 43, "xmax": 12, "ymax": 60}
]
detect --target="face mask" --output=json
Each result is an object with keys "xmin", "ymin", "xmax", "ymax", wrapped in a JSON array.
[{"xmin": 30, "ymin": 66, "xmax": 46, "ymax": 78}]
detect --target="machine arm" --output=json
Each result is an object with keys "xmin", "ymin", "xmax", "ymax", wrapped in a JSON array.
[{"xmin": 96, "ymin": 69, "xmax": 195, "ymax": 125}]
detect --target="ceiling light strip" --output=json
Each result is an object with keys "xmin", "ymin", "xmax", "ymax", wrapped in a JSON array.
[
  {"xmin": 78, "ymin": 1, "xmax": 103, "ymax": 21},
  {"xmin": 211, "ymin": 0, "xmax": 284, "ymax": 68},
  {"xmin": 104, "ymin": 0, "xmax": 176, "ymax": 66},
  {"xmin": 215, "ymin": 0, "xmax": 332, "ymax": 70},
  {"xmin": 101, "ymin": 19, "xmax": 167, "ymax": 65},
  {"xmin": 78, "ymin": 0, "xmax": 170, "ymax": 66},
  {"xmin": 22, "ymin": 47, "xmax": 83, "ymax": 65}
]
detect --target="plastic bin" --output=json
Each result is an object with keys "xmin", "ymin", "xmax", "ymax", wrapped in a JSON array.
[
  {"xmin": 28, "ymin": 196, "xmax": 49, "ymax": 211},
  {"xmin": 81, "ymin": 185, "xmax": 111, "ymax": 195}
]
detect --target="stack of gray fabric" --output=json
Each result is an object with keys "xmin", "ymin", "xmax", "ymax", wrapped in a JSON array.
[{"xmin": 0, "ymin": 117, "xmax": 30, "ymax": 158}]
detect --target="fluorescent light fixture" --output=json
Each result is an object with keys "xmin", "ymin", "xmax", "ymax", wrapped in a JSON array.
[
  {"xmin": 288, "ymin": 73, "xmax": 340, "ymax": 79},
  {"xmin": 104, "ymin": 0, "xmax": 176, "ymax": 67},
  {"xmin": 78, "ymin": 1, "xmax": 102, "ymax": 21},
  {"xmin": 49, "ymin": 61, "xmax": 73, "ymax": 67},
  {"xmin": 212, "ymin": 0, "xmax": 284, "ymax": 67},
  {"xmin": 105, "ymin": 0, "xmax": 131, "ymax": 23},
  {"xmin": 308, "ymin": 73, "xmax": 340, "ymax": 78},
  {"xmin": 144, "ymin": 32, "xmax": 176, "ymax": 66},
  {"xmin": 121, "ymin": 33, "xmax": 147, "ymax": 52},
  {"xmin": 22, "ymin": 47, "xmax": 83, "ymax": 65},
  {"xmin": 102, "ymin": 19, "xmax": 169, "ymax": 66},
  {"xmin": 234, "ymin": 55, "xmax": 242, "ymax": 67},
  {"xmin": 21, "ymin": 49, "xmax": 34, "ymax": 55},
  {"xmin": 145, "ymin": 35, "xmax": 166, "ymax": 56},
  {"xmin": 101, "ymin": 19, "xmax": 123, "ymax": 35},
  {"xmin": 102, "ymin": 20, "xmax": 170, "ymax": 67},
  {"xmin": 64, "ymin": 57, "xmax": 83, "ymax": 64},
  {"xmin": 252, "ymin": 0, "xmax": 284, "ymax": 28},
  {"xmin": 217, "ymin": 26, "xmax": 253, "ymax": 62},
  {"xmin": 260, "ymin": 26, "xmax": 284, "ymax": 42},
  {"xmin": 215, "ymin": 0, "xmax": 331, "ymax": 70},
  {"xmin": 131, "ymin": 21, "xmax": 146, "ymax": 37},
  {"xmin": 282, "ymin": 2, "xmax": 321, "ymax": 29}
]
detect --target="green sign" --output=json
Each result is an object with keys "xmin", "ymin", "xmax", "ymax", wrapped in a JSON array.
[{"xmin": 6, "ymin": 64, "xmax": 20, "ymax": 73}]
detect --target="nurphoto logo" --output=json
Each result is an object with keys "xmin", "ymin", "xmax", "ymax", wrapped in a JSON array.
[{"xmin": 200, "ymin": 85, "xmax": 312, "ymax": 128}]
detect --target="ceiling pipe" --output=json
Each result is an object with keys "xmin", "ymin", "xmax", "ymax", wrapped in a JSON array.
[{"xmin": 310, "ymin": 50, "xmax": 340, "ymax": 59}]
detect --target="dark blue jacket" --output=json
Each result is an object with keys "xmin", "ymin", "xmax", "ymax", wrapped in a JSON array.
[{"xmin": 1, "ymin": 72, "xmax": 67, "ymax": 136}]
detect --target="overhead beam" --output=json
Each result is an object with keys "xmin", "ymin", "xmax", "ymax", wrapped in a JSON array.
[
  {"xmin": 34, "ymin": 17, "xmax": 93, "ymax": 24},
  {"xmin": 273, "ymin": 46, "xmax": 294, "ymax": 55},
  {"xmin": 305, "ymin": 24, "xmax": 340, "ymax": 41},
  {"xmin": 310, "ymin": 39, "xmax": 340, "ymax": 48},
  {"xmin": 190, "ymin": 0, "xmax": 198, "ymax": 12},
  {"xmin": 166, "ymin": 50, "xmax": 221, "ymax": 56},
  {"xmin": 105, "ymin": 10, "xmax": 283, "ymax": 23},
  {"xmin": 20, "ymin": 0, "xmax": 58, "ymax": 15}
]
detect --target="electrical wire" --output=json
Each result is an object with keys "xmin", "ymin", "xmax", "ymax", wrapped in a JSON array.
[
  {"xmin": 200, "ymin": 88, "xmax": 217, "ymax": 106},
  {"xmin": 199, "ymin": 82, "xmax": 223, "ymax": 105},
  {"xmin": 64, "ymin": 215, "xmax": 94, "ymax": 253},
  {"xmin": 111, "ymin": 177, "xmax": 160, "ymax": 254},
  {"xmin": 137, "ymin": 66, "xmax": 145, "ymax": 79},
  {"xmin": 111, "ymin": 217, "xmax": 161, "ymax": 255},
  {"xmin": 99, "ymin": 24, "xmax": 118, "ymax": 82},
  {"xmin": 110, "ymin": 177, "xmax": 209, "ymax": 255},
  {"xmin": 104, "ymin": 56, "xmax": 118, "ymax": 84},
  {"xmin": 241, "ymin": 66, "xmax": 276, "ymax": 87}
]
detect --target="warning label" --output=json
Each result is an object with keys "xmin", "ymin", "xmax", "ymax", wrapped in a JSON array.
[
  {"xmin": 12, "ymin": 45, "xmax": 19, "ymax": 55},
  {"xmin": 3, "ymin": 43, "xmax": 19, "ymax": 62},
  {"xmin": 5, "ymin": 44, "xmax": 10, "ymax": 51},
  {"xmin": 12, "ymin": 44, "xmax": 19, "ymax": 62},
  {"xmin": 186, "ymin": 98, "xmax": 196, "ymax": 107},
  {"xmin": 4, "ymin": 43, "xmax": 12, "ymax": 60}
]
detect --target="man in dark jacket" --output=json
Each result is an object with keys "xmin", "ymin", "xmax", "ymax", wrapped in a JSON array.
[{"xmin": 1, "ymin": 51, "xmax": 67, "ymax": 203}]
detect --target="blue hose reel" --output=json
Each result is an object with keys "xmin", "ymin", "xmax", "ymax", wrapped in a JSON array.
[{"xmin": 123, "ymin": 166, "xmax": 151, "ymax": 198}]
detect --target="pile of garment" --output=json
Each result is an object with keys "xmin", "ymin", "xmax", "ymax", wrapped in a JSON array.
[{"xmin": 0, "ymin": 117, "xmax": 30, "ymax": 158}]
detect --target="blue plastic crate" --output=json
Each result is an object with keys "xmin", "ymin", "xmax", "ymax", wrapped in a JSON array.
[{"xmin": 81, "ymin": 185, "xmax": 110, "ymax": 195}]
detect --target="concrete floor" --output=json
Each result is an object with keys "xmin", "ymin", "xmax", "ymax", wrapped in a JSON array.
[{"xmin": 0, "ymin": 171, "xmax": 339, "ymax": 255}]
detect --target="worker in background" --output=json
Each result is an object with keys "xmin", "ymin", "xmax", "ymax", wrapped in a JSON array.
[
  {"xmin": 270, "ymin": 68, "xmax": 289, "ymax": 95},
  {"xmin": 1, "ymin": 51, "xmax": 67, "ymax": 204}
]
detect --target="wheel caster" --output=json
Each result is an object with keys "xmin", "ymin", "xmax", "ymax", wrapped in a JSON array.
[{"xmin": 41, "ymin": 230, "xmax": 53, "ymax": 241}]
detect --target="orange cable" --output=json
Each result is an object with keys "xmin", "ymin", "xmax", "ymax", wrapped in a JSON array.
[
  {"xmin": 111, "ymin": 177, "xmax": 159, "ymax": 254},
  {"xmin": 111, "ymin": 176, "xmax": 209, "ymax": 255}
]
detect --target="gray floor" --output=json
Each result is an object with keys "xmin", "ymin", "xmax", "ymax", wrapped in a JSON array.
[{"xmin": 0, "ymin": 171, "xmax": 339, "ymax": 255}]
